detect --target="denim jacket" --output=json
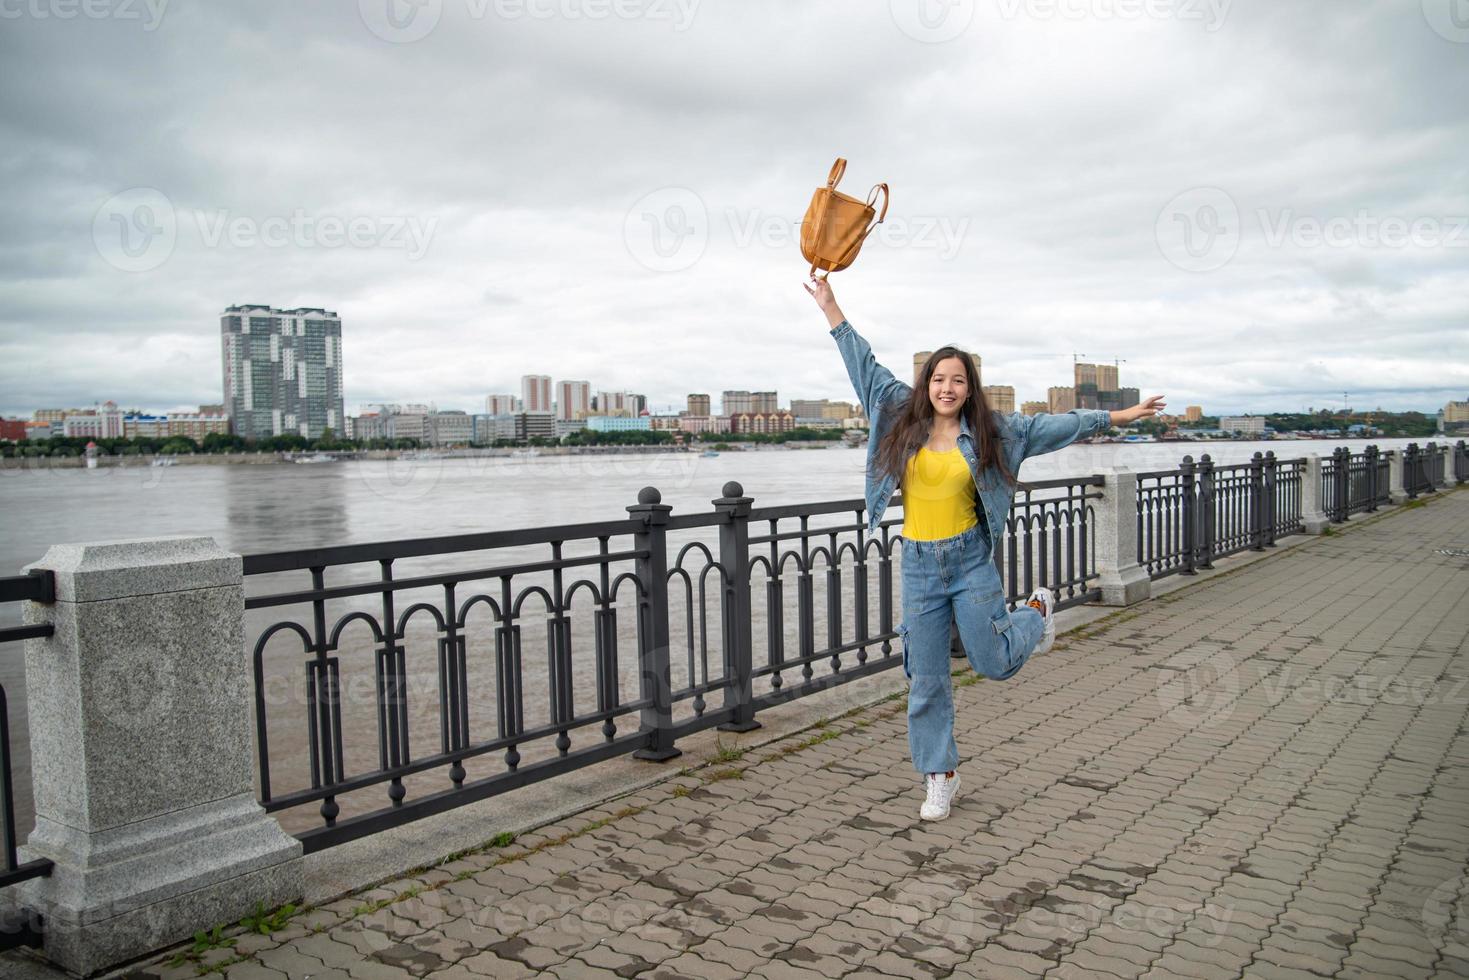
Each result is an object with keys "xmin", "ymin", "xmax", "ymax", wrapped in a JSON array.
[{"xmin": 831, "ymin": 319, "xmax": 1112, "ymax": 539}]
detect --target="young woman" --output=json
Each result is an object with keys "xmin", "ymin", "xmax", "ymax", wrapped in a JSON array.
[{"xmin": 805, "ymin": 277, "xmax": 1164, "ymax": 821}]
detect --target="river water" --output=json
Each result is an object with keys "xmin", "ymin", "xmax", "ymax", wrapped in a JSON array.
[{"xmin": 0, "ymin": 437, "xmax": 1436, "ymax": 835}]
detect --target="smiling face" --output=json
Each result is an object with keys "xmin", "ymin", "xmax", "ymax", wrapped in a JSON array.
[{"xmin": 928, "ymin": 355, "xmax": 969, "ymax": 420}]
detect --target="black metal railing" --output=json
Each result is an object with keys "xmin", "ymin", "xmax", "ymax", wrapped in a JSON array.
[
  {"xmin": 242, "ymin": 477, "xmax": 1105, "ymax": 853},
  {"xmin": 0, "ymin": 570, "xmax": 55, "ymax": 950},
  {"xmin": 993, "ymin": 477, "xmax": 1105, "ymax": 610},
  {"xmin": 1323, "ymin": 445, "xmax": 1388, "ymax": 522},
  {"xmin": 1455, "ymin": 440, "xmax": 1469, "ymax": 484},
  {"xmin": 1136, "ymin": 452, "xmax": 1302, "ymax": 581},
  {"xmin": 1403, "ymin": 442, "xmax": 1441, "ymax": 499}
]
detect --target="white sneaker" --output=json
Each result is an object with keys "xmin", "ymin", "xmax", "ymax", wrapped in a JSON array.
[
  {"xmin": 1027, "ymin": 586, "xmax": 1056, "ymax": 654},
  {"xmin": 920, "ymin": 772, "xmax": 960, "ymax": 821}
]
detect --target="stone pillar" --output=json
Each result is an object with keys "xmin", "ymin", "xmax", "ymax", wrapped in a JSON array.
[
  {"xmin": 1300, "ymin": 455, "xmax": 1329, "ymax": 534},
  {"xmin": 18, "ymin": 537, "xmax": 303, "ymax": 976},
  {"xmin": 1387, "ymin": 449, "xmax": 1409, "ymax": 504},
  {"xmin": 1095, "ymin": 469, "xmax": 1150, "ymax": 606}
]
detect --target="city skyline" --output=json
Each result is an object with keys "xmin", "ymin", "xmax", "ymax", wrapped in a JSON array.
[{"xmin": 2, "ymin": 6, "xmax": 1466, "ymax": 420}]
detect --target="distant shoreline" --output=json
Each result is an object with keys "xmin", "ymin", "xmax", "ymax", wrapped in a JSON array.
[
  {"xmin": 0, "ymin": 442, "xmax": 837, "ymax": 469},
  {"xmin": 0, "ymin": 433, "xmax": 1455, "ymax": 470}
]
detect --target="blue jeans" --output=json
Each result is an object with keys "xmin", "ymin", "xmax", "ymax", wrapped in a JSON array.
[{"xmin": 897, "ymin": 524, "xmax": 1045, "ymax": 775}]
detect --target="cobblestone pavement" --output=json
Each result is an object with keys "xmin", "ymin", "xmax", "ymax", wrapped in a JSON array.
[{"xmin": 131, "ymin": 491, "xmax": 1469, "ymax": 979}]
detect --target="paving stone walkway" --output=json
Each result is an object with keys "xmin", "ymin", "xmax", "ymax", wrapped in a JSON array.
[{"xmin": 132, "ymin": 491, "xmax": 1469, "ymax": 980}]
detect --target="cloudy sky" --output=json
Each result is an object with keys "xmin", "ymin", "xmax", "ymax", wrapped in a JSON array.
[{"xmin": 2, "ymin": 0, "xmax": 1466, "ymax": 419}]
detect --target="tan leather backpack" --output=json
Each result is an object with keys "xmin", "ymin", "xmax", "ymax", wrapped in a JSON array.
[{"xmin": 800, "ymin": 157, "xmax": 890, "ymax": 278}]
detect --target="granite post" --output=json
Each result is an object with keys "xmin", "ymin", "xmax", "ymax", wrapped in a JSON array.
[
  {"xmin": 1388, "ymin": 449, "xmax": 1409, "ymax": 504},
  {"xmin": 1095, "ymin": 469, "xmax": 1150, "ymax": 606},
  {"xmin": 17, "ymin": 537, "xmax": 302, "ymax": 976},
  {"xmin": 1300, "ymin": 455, "xmax": 1329, "ymax": 534}
]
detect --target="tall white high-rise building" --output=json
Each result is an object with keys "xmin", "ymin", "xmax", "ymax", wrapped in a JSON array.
[
  {"xmin": 485, "ymin": 393, "xmax": 518, "ymax": 415},
  {"xmin": 556, "ymin": 380, "xmax": 591, "ymax": 421},
  {"xmin": 521, "ymin": 375, "xmax": 552, "ymax": 413},
  {"xmin": 220, "ymin": 305, "xmax": 345, "ymax": 439}
]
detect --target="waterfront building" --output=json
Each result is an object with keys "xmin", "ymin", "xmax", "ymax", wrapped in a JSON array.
[
  {"xmin": 165, "ymin": 412, "xmax": 231, "ymax": 440},
  {"xmin": 1021, "ymin": 401, "xmax": 1047, "ymax": 416},
  {"xmin": 721, "ymin": 391, "xmax": 778, "ymax": 415},
  {"xmin": 729, "ymin": 411, "xmax": 796, "ymax": 434},
  {"xmin": 0, "ymin": 418, "xmax": 27, "ymax": 440},
  {"xmin": 687, "ymin": 393, "xmax": 711, "ymax": 416},
  {"xmin": 521, "ymin": 375, "xmax": 552, "ymax": 414},
  {"xmin": 587, "ymin": 415, "xmax": 651, "ymax": 432},
  {"xmin": 678, "ymin": 415, "xmax": 731, "ymax": 434},
  {"xmin": 1221, "ymin": 415, "xmax": 1267, "ymax": 434},
  {"xmin": 556, "ymin": 381, "xmax": 591, "ymax": 422},
  {"xmin": 1441, "ymin": 398, "xmax": 1469, "ymax": 434},
  {"xmin": 1120, "ymin": 387, "xmax": 1140, "ymax": 410},
  {"xmin": 485, "ymin": 394, "xmax": 518, "ymax": 415},
  {"xmin": 1186, "ymin": 405, "xmax": 1204, "ymax": 422},
  {"xmin": 220, "ymin": 305, "xmax": 345, "ymax": 440},
  {"xmin": 1048, "ymin": 386, "xmax": 1077, "ymax": 414},
  {"xmin": 982, "ymin": 385, "xmax": 1015, "ymax": 414},
  {"xmin": 428, "ymin": 411, "xmax": 473, "ymax": 447}
]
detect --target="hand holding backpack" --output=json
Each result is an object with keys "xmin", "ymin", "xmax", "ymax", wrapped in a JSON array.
[{"xmin": 800, "ymin": 157, "xmax": 890, "ymax": 279}]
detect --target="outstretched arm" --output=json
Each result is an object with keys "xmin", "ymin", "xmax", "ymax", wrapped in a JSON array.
[
  {"xmin": 804, "ymin": 277, "xmax": 909, "ymax": 418},
  {"xmin": 1109, "ymin": 395, "xmax": 1167, "ymax": 427},
  {"xmin": 1014, "ymin": 395, "xmax": 1168, "ymax": 459}
]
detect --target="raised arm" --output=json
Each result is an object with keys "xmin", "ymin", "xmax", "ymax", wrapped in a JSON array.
[{"xmin": 804, "ymin": 277, "xmax": 909, "ymax": 417}]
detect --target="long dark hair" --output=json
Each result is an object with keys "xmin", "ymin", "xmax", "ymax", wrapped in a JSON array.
[{"xmin": 874, "ymin": 346, "xmax": 1014, "ymax": 489}]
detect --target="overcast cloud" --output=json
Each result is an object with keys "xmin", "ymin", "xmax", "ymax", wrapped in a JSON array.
[{"xmin": 1, "ymin": 0, "xmax": 1466, "ymax": 419}]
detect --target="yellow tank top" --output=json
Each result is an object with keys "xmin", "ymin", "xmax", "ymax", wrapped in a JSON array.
[{"xmin": 901, "ymin": 446, "xmax": 978, "ymax": 541}]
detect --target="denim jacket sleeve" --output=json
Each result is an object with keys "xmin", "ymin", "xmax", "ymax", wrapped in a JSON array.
[
  {"xmin": 829, "ymin": 320, "xmax": 911, "ymax": 418},
  {"xmin": 1007, "ymin": 409, "xmax": 1111, "ymax": 460}
]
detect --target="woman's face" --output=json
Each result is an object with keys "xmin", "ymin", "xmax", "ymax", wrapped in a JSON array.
[{"xmin": 928, "ymin": 356, "xmax": 968, "ymax": 420}]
